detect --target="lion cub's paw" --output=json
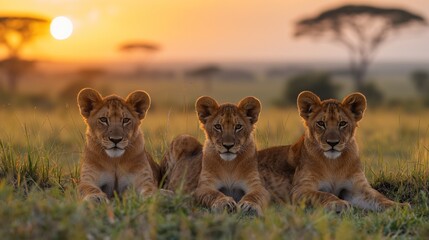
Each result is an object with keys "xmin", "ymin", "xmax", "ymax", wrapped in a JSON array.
[
  {"xmin": 325, "ymin": 199, "xmax": 350, "ymax": 213},
  {"xmin": 238, "ymin": 200, "xmax": 263, "ymax": 217},
  {"xmin": 212, "ymin": 196, "xmax": 237, "ymax": 214},
  {"xmin": 83, "ymin": 194, "xmax": 109, "ymax": 204}
]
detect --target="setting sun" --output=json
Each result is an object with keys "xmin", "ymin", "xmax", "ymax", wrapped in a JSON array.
[{"xmin": 50, "ymin": 16, "xmax": 73, "ymax": 40}]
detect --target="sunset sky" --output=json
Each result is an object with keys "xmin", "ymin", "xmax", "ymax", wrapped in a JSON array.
[{"xmin": 1, "ymin": 0, "xmax": 428, "ymax": 63}]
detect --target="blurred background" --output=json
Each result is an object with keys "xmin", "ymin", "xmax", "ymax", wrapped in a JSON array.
[
  {"xmin": 0, "ymin": 0, "xmax": 428, "ymax": 173},
  {"xmin": 0, "ymin": 0, "xmax": 428, "ymax": 109}
]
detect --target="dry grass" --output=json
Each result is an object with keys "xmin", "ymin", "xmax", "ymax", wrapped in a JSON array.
[{"xmin": 0, "ymin": 82, "xmax": 429, "ymax": 239}]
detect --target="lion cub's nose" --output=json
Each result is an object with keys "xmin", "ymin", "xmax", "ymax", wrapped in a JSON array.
[
  {"xmin": 109, "ymin": 137, "xmax": 123, "ymax": 145},
  {"xmin": 326, "ymin": 140, "xmax": 339, "ymax": 148},
  {"xmin": 223, "ymin": 143, "xmax": 234, "ymax": 150}
]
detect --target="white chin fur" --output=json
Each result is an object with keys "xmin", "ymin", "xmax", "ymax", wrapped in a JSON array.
[
  {"xmin": 220, "ymin": 153, "xmax": 237, "ymax": 161},
  {"xmin": 105, "ymin": 149, "xmax": 125, "ymax": 158},
  {"xmin": 324, "ymin": 151, "xmax": 341, "ymax": 159}
]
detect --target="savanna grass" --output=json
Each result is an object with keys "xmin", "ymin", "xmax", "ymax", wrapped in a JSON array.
[{"xmin": 0, "ymin": 106, "xmax": 429, "ymax": 239}]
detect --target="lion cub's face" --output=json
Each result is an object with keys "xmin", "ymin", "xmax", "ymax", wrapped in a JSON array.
[
  {"xmin": 297, "ymin": 91, "xmax": 367, "ymax": 159},
  {"xmin": 78, "ymin": 88, "xmax": 151, "ymax": 158},
  {"xmin": 196, "ymin": 96, "xmax": 261, "ymax": 161}
]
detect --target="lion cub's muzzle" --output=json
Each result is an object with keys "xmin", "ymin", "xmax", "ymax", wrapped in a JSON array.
[
  {"xmin": 219, "ymin": 142, "xmax": 238, "ymax": 161},
  {"xmin": 323, "ymin": 139, "xmax": 343, "ymax": 159},
  {"xmin": 104, "ymin": 136, "xmax": 128, "ymax": 158}
]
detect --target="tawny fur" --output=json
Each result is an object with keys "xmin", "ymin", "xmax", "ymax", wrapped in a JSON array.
[
  {"xmin": 258, "ymin": 144, "xmax": 298, "ymax": 203},
  {"xmin": 77, "ymin": 88, "xmax": 160, "ymax": 202},
  {"xmin": 160, "ymin": 134, "xmax": 203, "ymax": 193},
  {"xmin": 259, "ymin": 91, "xmax": 408, "ymax": 211},
  {"xmin": 161, "ymin": 96, "xmax": 269, "ymax": 216}
]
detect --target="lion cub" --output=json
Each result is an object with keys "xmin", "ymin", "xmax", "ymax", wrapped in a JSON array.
[
  {"xmin": 259, "ymin": 91, "xmax": 407, "ymax": 211},
  {"xmin": 191, "ymin": 96, "xmax": 269, "ymax": 216},
  {"xmin": 77, "ymin": 88, "xmax": 160, "ymax": 202}
]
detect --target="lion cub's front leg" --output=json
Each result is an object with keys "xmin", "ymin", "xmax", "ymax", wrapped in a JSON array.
[
  {"xmin": 195, "ymin": 187, "xmax": 237, "ymax": 213},
  {"xmin": 79, "ymin": 182, "xmax": 109, "ymax": 203},
  {"xmin": 349, "ymin": 173, "xmax": 410, "ymax": 211},
  {"xmin": 79, "ymin": 166, "xmax": 109, "ymax": 203},
  {"xmin": 130, "ymin": 162, "xmax": 158, "ymax": 198},
  {"xmin": 237, "ymin": 176, "xmax": 269, "ymax": 216},
  {"xmin": 211, "ymin": 194, "xmax": 237, "ymax": 213},
  {"xmin": 134, "ymin": 174, "xmax": 157, "ymax": 197},
  {"xmin": 195, "ymin": 174, "xmax": 237, "ymax": 213},
  {"xmin": 238, "ymin": 191, "xmax": 267, "ymax": 217},
  {"xmin": 291, "ymin": 176, "xmax": 351, "ymax": 212},
  {"xmin": 292, "ymin": 188, "xmax": 350, "ymax": 212}
]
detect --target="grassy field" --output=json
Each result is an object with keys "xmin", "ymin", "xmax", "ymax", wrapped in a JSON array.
[
  {"xmin": 0, "ymin": 74, "xmax": 428, "ymax": 239},
  {"xmin": 1, "ymin": 101, "xmax": 429, "ymax": 239}
]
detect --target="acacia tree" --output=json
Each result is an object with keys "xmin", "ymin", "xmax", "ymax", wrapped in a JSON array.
[
  {"xmin": 118, "ymin": 41, "xmax": 160, "ymax": 77},
  {"xmin": 119, "ymin": 42, "xmax": 159, "ymax": 53},
  {"xmin": 295, "ymin": 5, "xmax": 426, "ymax": 90},
  {"xmin": 0, "ymin": 16, "xmax": 49, "ymax": 91}
]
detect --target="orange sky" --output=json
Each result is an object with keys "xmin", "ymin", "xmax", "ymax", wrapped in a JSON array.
[{"xmin": 1, "ymin": 0, "xmax": 428, "ymax": 63}]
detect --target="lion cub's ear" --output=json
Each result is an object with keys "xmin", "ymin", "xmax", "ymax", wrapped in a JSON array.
[
  {"xmin": 342, "ymin": 93, "xmax": 367, "ymax": 122},
  {"xmin": 297, "ymin": 91, "xmax": 321, "ymax": 120},
  {"xmin": 126, "ymin": 91, "xmax": 151, "ymax": 120},
  {"xmin": 196, "ymin": 96, "xmax": 219, "ymax": 124},
  {"xmin": 238, "ymin": 96, "xmax": 261, "ymax": 125},
  {"xmin": 77, "ymin": 88, "xmax": 103, "ymax": 119}
]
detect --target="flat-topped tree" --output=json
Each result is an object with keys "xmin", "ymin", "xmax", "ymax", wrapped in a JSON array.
[
  {"xmin": 295, "ymin": 4, "xmax": 426, "ymax": 90},
  {"xmin": 119, "ymin": 42, "xmax": 160, "ymax": 56},
  {"xmin": 118, "ymin": 41, "xmax": 160, "ymax": 77},
  {"xmin": 0, "ymin": 15, "xmax": 49, "ymax": 91},
  {"xmin": 0, "ymin": 16, "xmax": 49, "ymax": 58}
]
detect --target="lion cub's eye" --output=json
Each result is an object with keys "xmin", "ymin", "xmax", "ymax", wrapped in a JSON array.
[
  {"xmin": 123, "ymin": 118, "xmax": 131, "ymax": 125},
  {"xmin": 235, "ymin": 124, "xmax": 243, "ymax": 132},
  {"xmin": 99, "ymin": 117, "xmax": 108, "ymax": 125},
  {"xmin": 214, "ymin": 124, "xmax": 222, "ymax": 131},
  {"xmin": 339, "ymin": 121, "xmax": 348, "ymax": 127},
  {"xmin": 316, "ymin": 121, "xmax": 325, "ymax": 128}
]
